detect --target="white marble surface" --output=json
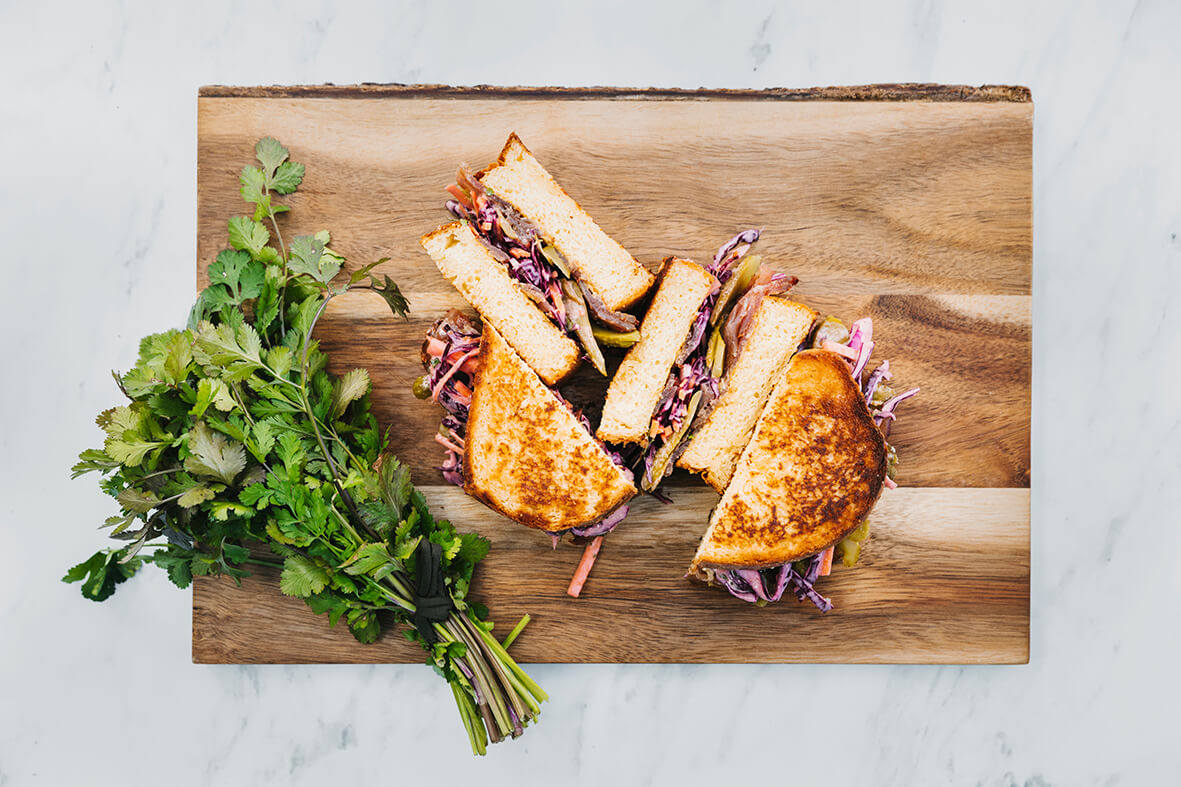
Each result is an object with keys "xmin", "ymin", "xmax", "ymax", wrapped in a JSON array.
[{"xmin": 2, "ymin": 0, "xmax": 1177, "ymax": 783}]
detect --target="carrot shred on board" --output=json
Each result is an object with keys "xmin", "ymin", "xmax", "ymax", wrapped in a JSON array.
[
  {"xmin": 567, "ymin": 536, "xmax": 604, "ymax": 598},
  {"xmin": 818, "ymin": 546, "xmax": 835, "ymax": 577}
]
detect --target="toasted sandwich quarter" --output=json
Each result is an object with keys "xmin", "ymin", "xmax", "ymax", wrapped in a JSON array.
[
  {"xmin": 596, "ymin": 258, "xmax": 718, "ymax": 444},
  {"xmin": 477, "ymin": 133, "xmax": 654, "ymax": 311},
  {"xmin": 421, "ymin": 221, "xmax": 581, "ymax": 386},
  {"xmin": 678, "ymin": 297, "xmax": 818, "ymax": 491},
  {"xmin": 464, "ymin": 325, "xmax": 636, "ymax": 532},
  {"xmin": 690, "ymin": 349, "xmax": 887, "ymax": 573}
]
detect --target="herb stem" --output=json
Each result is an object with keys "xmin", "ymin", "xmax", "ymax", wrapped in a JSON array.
[
  {"xmin": 459, "ymin": 613, "xmax": 530, "ymax": 726},
  {"xmin": 266, "ymin": 198, "xmax": 289, "ymax": 337},
  {"xmin": 501, "ymin": 614, "xmax": 531, "ymax": 649},
  {"xmin": 443, "ymin": 618, "xmax": 512, "ymax": 740},
  {"xmin": 242, "ymin": 556, "xmax": 283, "ymax": 569},
  {"xmin": 297, "ymin": 293, "xmax": 368, "ymax": 534}
]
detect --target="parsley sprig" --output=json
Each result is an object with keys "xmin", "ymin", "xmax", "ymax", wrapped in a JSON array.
[{"xmin": 67, "ymin": 138, "xmax": 545, "ymax": 754}]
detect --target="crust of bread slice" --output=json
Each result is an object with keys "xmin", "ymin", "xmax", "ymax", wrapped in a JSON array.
[
  {"xmin": 596, "ymin": 258, "xmax": 718, "ymax": 444},
  {"xmin": 477, "ymin": 132, "xmax": 654, "ymax": 311},
  {"xmin": 464, "ymin": 325, "xmax": 636, "ymax": 532},
  {"xmin": 677, "ymin": 297, "xmax": 819, "ymax": 491},
  {"xmin": 690, "ymin": 350, "xmax": 887, "ymax": 572},
  {"xmin": 421, "ymin": 221, "xmax": 580, "ymax": 386}
]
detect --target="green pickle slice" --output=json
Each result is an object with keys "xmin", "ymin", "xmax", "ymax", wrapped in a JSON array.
[
  {"xmin": 641, "ymin": 390, "xmax": 704, "ymax": 492},
  {"xmin": 559, "ymin": 278, "xmax": 608, "ymax": 375}
]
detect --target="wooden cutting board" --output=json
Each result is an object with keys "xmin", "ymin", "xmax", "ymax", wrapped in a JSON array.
[{"xmin": 192, "ymin": 84, "xmax": 1031, "ymax": 664}]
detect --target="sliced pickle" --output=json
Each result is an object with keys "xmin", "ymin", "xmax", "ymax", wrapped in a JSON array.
[
  {"xmin": 709, "ymin": 253, "xmax": 763, "ymax": 327},
  {"xmin": 497, "ymin": 209, "xmax": 519, "ymax": 240},
  {"xmin": 706, "ymin": 327, "xmax": 726, "ymax": 378},
  {"xmin": 592, "ymin": 326, "xmax": 641, "ymax": 348},
  {"xmin": 412, "ymin": 374, "xmax": 432, "ymax": 400},
  {"xmin": 641, "ymin": 390, "xmax": 703, "ymax": 492},
  {"xmin": 540, "ymin": 242, "xmax": 573, "ymax": 278},
  {"xmin": 811, "ymin": 316, "xmax": 849, "ymax": 348},
  {"xmin": 559, "ymin": 278, "xmax": 607, "ymax": 375},
  {"xmin": 836, "ymin": 539, "xmax": 861, "ymax": 567},
  {"xmin": 871, "ymin": 383, "xmax": 896, "ymax": 407},
  {"xmin": 835, "ymin": 520, "xmax": 871, "ymax": 567}
]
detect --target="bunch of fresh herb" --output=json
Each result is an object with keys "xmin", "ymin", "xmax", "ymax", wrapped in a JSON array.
[{"xmin": 66, "ymin": 138, "xmax": 545, "ymax": 754}]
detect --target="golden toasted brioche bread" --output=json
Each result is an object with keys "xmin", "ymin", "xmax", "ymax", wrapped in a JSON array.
[
  {"xmin": 597, "ymin": 258, "xmax": 718, "ymax": 444},
  {"xmin": 477, "ymin": 133, "xmax": 654, "ymax": 311},
  {"xmin": 678, "ymin": 298, "xmax": 818, "ymax": 491},
  {"xmin": 464, "ymin": 325, "xmax": 636, "ymax": 532},
  {"xmin": 421, "ymin": 221, "xmax": 580, "ymax": 386},
  {"xmin": 690, "ymin": 350, "xmax": 887, "ymax": 571}
]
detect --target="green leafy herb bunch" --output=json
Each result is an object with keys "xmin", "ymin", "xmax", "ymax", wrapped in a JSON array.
[{"xmin": 67, "ymin": 138, "xmax": 545, "ymax": 754}]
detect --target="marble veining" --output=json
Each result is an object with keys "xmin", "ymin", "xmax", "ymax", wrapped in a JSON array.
[{"xmin": 1, "ymin": 0, "xmax": 1177, "ymax": 784}]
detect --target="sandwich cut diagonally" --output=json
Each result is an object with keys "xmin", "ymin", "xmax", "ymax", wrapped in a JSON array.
[
  {"xmin": 464, "ymin": 324, "xmax": 636, "ymax": 533},
  {"xmin": 690, "ymin": 349, "xmax": 888, "ymax": 591}
]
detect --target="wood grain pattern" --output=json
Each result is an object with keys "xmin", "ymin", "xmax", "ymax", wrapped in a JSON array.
[
  {"xmin": 193, "ymin": 86, "xmax": 1031, "ymax": 664},
  {"xmin": 194, "ymin": 487, "xmax": 1029, "ymax": 664}
]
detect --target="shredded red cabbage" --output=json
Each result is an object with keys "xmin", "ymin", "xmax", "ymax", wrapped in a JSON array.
[
  {"xmin": 421, "ymin": 310, "xmax": 482, "ymax": 487},
  {"xmin": 447, "ymin": 168, "xmax": 568, "ymax": 329},
  {"xmin": 709, "ymin": 552, "xmax": 834, "ymax": 612},
  {"xmin": 710, "ymin": 228, "xmax": 761, "ymax": 279}
]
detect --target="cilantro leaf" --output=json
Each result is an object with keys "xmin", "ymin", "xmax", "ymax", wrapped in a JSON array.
[
  {"xmin": 71, "ymin": 449, "xmax": 119, "ymax": 479},
  {"xmin": 456, "ymin": 532, "xmax": 491, "ymax": 566},
  {"xmin": 254, "ymin": 137, "xmax": 289, "ymax": 179},
  {"xmin": 62, "ymin": 550, "xmax": 141, "ymax": 602},
  {"xmin": 208, "ymin": 249, "xmax": 265, "ymax": 305},
  {"xmin": 104, "ymin": 433, "xmax": 166, "ymax": 467},
  {"xmin": 348, "ymin": 611, "xmax": 381, "ymax": 644},
  {"xmin": 288, "ymin": 235, "xmax": 341, "ymax": 286},
  {"xmin": 271, "ymin": 161, "xmax": 305, "ymax": 194},
  {"xmin": 177, "ymin": 485, "xmax": 217, "ymax": 508},
  {"xmin": 183, "ymin": 422, "xmax": 246, "ymax": 485},
  {"xmin": 227, "ymin": 216, "xmax": 271, "ymax": 261},
  {"xmin": 279, "ymin": 554, "xmax": 329, "ymax": 597},
  {"xmin": 330, "ymin": 369, "xmax": 370, "ymax": 419},
  {"xmin": 369, "ymin": 274, "xmax": 410, "ymax": 318},
  {"xmin": 340, "ymin": 542, "xmax": 395, "ymax": 576},
  {"xmin": 116, "ymin": 487, "xmax": 160, "ymax": 514},
  {"xmin": 239, "ymin": 165, "xmax": 266, "ymax": 205}
]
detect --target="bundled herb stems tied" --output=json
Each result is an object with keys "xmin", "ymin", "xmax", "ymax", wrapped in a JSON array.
[{"xmin": 66, "ymin": 138, "xmax": 545, "ymax": 754}]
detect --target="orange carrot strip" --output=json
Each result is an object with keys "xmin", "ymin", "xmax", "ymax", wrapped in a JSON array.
[
  {"xmin": 567, "ymin": 536, "xmax": 604, "ymax": 598},
  {"xmin": 818, "ymin": 546, "xmax": 835, "ymax": 577},
  {"xmin": 431, "ymin": 348, "xmax": 479, "ymax": 402}
]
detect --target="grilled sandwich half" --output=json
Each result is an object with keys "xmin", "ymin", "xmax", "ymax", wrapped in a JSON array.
[
  {"xmin": 690, "ymin": 349, "xmax": 888, "ymax": 574},
  {"xmin": 464, "ymin": 324, "xmax": 636, "ymax": 532}
]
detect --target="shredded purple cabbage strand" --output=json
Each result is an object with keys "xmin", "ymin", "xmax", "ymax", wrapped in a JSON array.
[
  {"xmin": 843, "ymin": 318, "xmax": 920, "ymax": 439},
  {"xmin": 422, "ymin": 311, "xmax": 482, "ymax": 487},
  {"xmin": 712, "ymin": 552, "xmax": 833, "ymax": 612}
]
